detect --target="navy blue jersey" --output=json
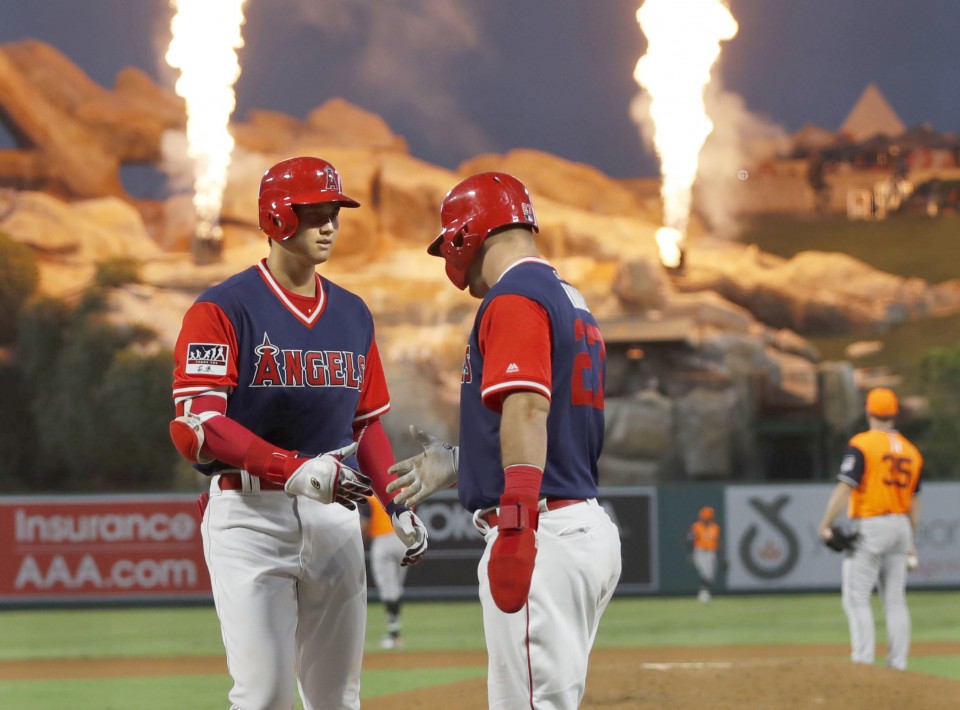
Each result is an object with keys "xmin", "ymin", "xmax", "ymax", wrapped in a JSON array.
[
  {"xmin": 457, "ymin": 258, "xmax": 605, "ymax": 510},
  {"xmin": 173, "ymin": 260, "xmax": 390, "ymax": 471}
]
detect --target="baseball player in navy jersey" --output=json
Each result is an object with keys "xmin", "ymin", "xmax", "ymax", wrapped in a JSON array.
[
  {"xmin": 818, "ymin": 387, "xmax": 922, "ymax": 670},
  {"xmin": 387, "ymin": 172, "xmax": 622, "ymax": 709},
  {"xmin": 169, "ymin": 156, "xmax": 427, "ymax": 710}
]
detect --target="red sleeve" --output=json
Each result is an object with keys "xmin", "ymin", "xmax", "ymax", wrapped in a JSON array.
[
  {"xmin": 478, "ymin": 294, "xmax": 552, "ymax": 414},
  {"xmin": 353, "ymin": 419, "xmax": 402, "ymax": 513},
  {"xmin": 172, "ymin": 302, "xmax": 239, "ymax": 402},
  {"xmin": 354, "ymin": 335, "xmax": 390, "ymax": 424}
]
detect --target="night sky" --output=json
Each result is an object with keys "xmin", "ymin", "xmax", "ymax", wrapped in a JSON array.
[{"xmin": 2, "ymin": 0, "xmax": 956, "ymax": 178}]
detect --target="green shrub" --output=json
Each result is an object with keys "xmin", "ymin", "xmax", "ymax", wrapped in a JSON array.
[
  {"xmin": 94, "ymin": 257, "xmax": 141, "ymax": 288},
  {"xmin": 0, "ymin": 230, "xmax": 40, "ymax": 344},
  {"xmin": 13, "ymin": 286, "xmax": 177, "ymax": 491},
  {"xmin": 101, "ymin": 346, "xmax": 178, "ymax": 489},
  {"xmin": 915, "ymin": 344, "xmax": 960, "ymax": 479},
  {"xmin": 0, "ymin": 363, "xmax": 40, "ymax": 490}
]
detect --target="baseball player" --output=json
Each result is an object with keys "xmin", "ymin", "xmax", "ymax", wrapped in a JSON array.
[
  {"xmin": 688, "ymin": 506, "xmax": 720, "ymax": 603},
  {"xmin": 386, "ymin": 172, "xmax": 622, "ymax": 709},
  {"xmin": 169, "ymin": 156, "xmax": 428, "ymax": 710},
  {"xmin": 818, "ymin": 387, "xmax": 922, "ymax": 670},
  {"xmin": 363, "ymin": 496, "xmax": 410, "ymax": 649}
]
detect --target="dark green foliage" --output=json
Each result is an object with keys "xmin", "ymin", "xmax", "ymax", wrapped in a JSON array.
[
  {"xmin": 101, "ymin": 347, "xmax": 179, "ymax": 488},
  {"xmin": 94, "ymin": 257, "xmax": 141, "ymax": 289},
  {"xmin": 0, "ymin": 231, "xmax": 40, "ymax": 344},
  {"xmin": 9, "ymin": 287, "xmax": 178, "ymax": 492},
  {"xmin": 0, "ymin": 363, "xmax": 40, "ymax": 490},
  {"xmin": 915, "ymin": 344, "xmax": 960, "ymax": 479}
]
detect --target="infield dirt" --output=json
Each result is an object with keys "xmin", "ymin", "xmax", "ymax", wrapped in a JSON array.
[{"xmin": 3, "ymin": 642, "xmax": 958, "ymax": 709}]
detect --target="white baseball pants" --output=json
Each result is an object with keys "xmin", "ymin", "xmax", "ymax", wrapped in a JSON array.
[
  {"xmin": 841, "ymin": 513, "xmax": 912, "ymax": 670},
  {"xmin": 203, "ymin": 477, "xmax": 367, "ymax": 710},
  {"xmin": 476, "ymin": 498, "xmax": 622, "ymax": 710}
]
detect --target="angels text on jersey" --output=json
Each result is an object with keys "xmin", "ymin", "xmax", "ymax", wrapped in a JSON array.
[{"xmin": 249, "ymin": 333, "xmax": 366, "ymax": 390}]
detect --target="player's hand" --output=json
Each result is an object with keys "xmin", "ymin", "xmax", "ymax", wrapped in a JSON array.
[
  {"xmin": 906, "ymin": 546, "xmax": 919, "ymax": 572},
  {"xmin": 285, "ymin": 442, "xmax": 373, "ymax": 508},
  {"xmin": 391, "ymin": 509, "xmax": 429, "ymax": 567},
  {"xmin": 386, "ymin": 426, "xmax": 458, "ymax": 506},
  {"xmin": 488, "ymin": 492, "xmax": 539, "ymax": 614}
]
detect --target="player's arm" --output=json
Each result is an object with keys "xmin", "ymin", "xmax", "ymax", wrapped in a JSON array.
[
  {"xmin": 170, "ymin": 302, "xmax": 370, "ymax": 507},
  {"xmin": 909, "ymin": 495, "xmax": 921, "ymax": 536},
  {"xmin": 818, "ymin": 481, "xmax": 854, "ymax": 541},
  {"xmin": 481, "ymin": 294, "xmax": 552, "ymax": 614},
  {"xmin": 354, "ymin": 419, "xmax": 427, "ymax": 566},
  {"xmin": 819, "ymin": 444, "xmax": 864, "ymax": 540},
  {"xmin": 354, "ymin": 337, "xmax": 427, "ymax": 565}
]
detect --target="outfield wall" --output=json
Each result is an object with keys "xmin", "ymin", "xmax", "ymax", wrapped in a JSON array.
[{"xmin": 0, "ymin": 482, "xmax": 958, "ymax": 605}]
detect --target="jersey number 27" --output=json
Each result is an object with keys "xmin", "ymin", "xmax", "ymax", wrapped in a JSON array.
[{"xmin": 572, "ymin": 319, "xmax": 604, "ymax": 409}]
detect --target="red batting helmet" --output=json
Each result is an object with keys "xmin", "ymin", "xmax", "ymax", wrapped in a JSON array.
[
  {"xmin": 428, "ymin": 172, "xmax": 539, "ymax": 290},
  {"xmin": 258, "ymin": 156, "xmax": 360, "ymax": 241}
]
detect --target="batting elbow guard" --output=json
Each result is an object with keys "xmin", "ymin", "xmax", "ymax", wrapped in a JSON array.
[{"xmin": 169, "ymin": 412, "xmax": 217, "ymax": 465}]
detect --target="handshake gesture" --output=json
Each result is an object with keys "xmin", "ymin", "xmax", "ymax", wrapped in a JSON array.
[
  {"xmin": 386, "ymin": 426, "xmax": 459, "ymax": 506},
  {"xmin": 276, "ymin": 442, "xmax": 372, "ymax": 509},
  {"xmin": 278, "ymin": 440, "xmax": 429, "ymax": 566}
]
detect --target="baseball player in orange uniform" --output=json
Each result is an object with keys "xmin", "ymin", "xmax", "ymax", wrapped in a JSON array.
[
  {"xmin": 688, "ymin": 506, "xmax": 720, "ymax": 603},
  {"xmin": 365, "ymin": 496, "xmax": 410, "ymax": 649},
  {"xmin": 818, "ymin": 387, "xmax": 923, "ymax": 670}
]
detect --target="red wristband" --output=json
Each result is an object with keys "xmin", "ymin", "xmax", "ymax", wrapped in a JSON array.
[
  {"xmin": 503, "ymin": 464, "xmax": 543, "ymax": 498},
  {"xmin": 243, "ymin": 438, "xmax": 300, "ymax": 483},
  {"xmin": 499, "ymin": 464, "xmax": 543, "ymax": 530}
]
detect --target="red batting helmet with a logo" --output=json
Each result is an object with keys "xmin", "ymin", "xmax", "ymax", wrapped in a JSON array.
[
  {"xmin": 258, "ymin": 156, "xmax": 360, "ymax": 241},
  {"xmin": 428, "ymin": 172, "xmax": 539, "ymax": 290}
]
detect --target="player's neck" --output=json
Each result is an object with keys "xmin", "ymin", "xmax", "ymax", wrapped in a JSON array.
[
  {"xmin": 480, "ymin": 232, "xmax": 539, "ymax": 288},
  {"xmin": 266, "ymin": 251, "xmax": 317, "ymax": 296}
]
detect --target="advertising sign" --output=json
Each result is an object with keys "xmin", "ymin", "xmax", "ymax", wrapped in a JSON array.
[
  {"xmin": 725, "ymin": 482, "xmax": 960, "ymax": 591},
  {"xmin": 391, "ymin": 487, "xmax": 657, "ymax": 599},
  {"xmin": 0, "ymin": 495, "xmax": 210, "ymax": 603}
]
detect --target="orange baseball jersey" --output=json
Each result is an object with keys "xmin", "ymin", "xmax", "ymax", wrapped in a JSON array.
[
  {"xmin": 840, "ymin": 427, "xmax": 923, "ymax": 519},
  {"xmin": 367, "ymin": 496, "xmax": 393, "ymax": 538},
  {"xmin": 690, "ymin": 521, "xmax": 720, "ymax": 551}
]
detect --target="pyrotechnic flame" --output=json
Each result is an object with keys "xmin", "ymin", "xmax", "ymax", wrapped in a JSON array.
[
  {"xmin": 165, "ymin": 0, "xmax": 247, "ymax": 241},
  {"xmin": 633, "ymin": 0, "xmax": 738, "ymax": 267}
]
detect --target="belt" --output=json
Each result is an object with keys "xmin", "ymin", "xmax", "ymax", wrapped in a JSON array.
[
  {"xmin": 479, "ymin": 497, "xmax": 585, "ymax": 528},
  {"xmin": 217, "ymin": 473, "xmax": 286, "ymax": 492}
]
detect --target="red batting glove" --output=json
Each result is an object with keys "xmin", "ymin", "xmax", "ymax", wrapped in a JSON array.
[{"xmin": 488, "ymin": 464, "xmax": 543, "ymax": 614}]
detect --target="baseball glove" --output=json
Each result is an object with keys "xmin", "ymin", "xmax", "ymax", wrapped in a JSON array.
[{"xmin": 824, "ymin": 525, "xmax": 859, "ymax": 553}]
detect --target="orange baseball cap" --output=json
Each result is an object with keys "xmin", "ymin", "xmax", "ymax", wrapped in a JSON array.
[
  {"xmin": 866, "ymin": 387, "xmax": 898, "ymax": 418},
  {"xmin": 699, "ymin": 506, "xmax": 714, "ymax": 520}
]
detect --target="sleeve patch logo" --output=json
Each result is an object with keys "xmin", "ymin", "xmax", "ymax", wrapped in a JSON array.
[
  {"xmin": 840, "ymin": 454, "xmax": 855, "ymax": 474},
  {"xmin": 186, "ymin": 343, "xmax": 229, "ymax": 376}
]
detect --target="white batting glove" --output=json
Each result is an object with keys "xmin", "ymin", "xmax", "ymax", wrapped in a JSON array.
[
  {"xmin": 386, "ymin": 425, "xmax": 459, "ymax": 507},
  {"xmin": 391, "ymin": 509, "xmax": 428, "ymax": 567},
  {"xmin": 285, "ymin": 442, "xmax": 372, "ymax": 509}
]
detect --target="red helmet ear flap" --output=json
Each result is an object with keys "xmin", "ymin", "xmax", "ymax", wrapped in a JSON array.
[{"xmin": 259, "ymin": 191, "xmax": 298, "ymax": 241}]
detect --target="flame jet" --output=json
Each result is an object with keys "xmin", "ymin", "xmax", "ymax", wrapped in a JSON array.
[
  {"xmin": 632, "ymin": 0, "xmax": 738, "ymax": 268},
  {"xmin": 166, "ymin": 0, "xmax": 247, "ymax": 258}
]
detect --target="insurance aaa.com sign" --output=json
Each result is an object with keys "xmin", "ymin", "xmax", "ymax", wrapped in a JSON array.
[{"xmin": 0, "ymin": 495, "xmax": 210, "ymax": 603}]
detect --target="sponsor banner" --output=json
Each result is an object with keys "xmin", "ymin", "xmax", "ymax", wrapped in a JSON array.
[
  {"xmin": 0, "ymin": 495, "xmax": 210, "ymax": 603},
  {"xmin": 388, "ymin": 487, "xmax": 656, "ymax": 599},
  {"xmin": 906, "ymin": 482, "xmax": 960, "ymax": 586},
  {"xmin": 725, "ymin": 482, "xmax": 960, "ymax": 590}
]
